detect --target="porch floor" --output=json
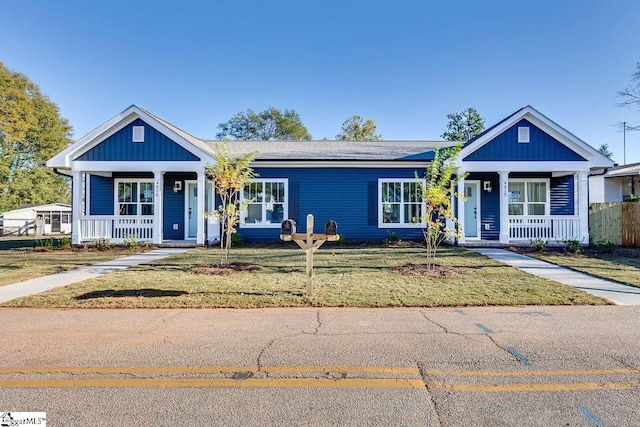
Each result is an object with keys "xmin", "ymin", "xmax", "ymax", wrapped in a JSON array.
[
  {"xmin": 159, "ymin": 240, "xmax": 200, "ymax": 248},
  {"xmin": 458, "ymin": 240, "xmax": 566, "ymax": 248}
]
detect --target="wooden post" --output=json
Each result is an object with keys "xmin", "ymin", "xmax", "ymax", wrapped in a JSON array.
[
  {"xmin": 305, "ymin": 214, "xmax": 314, "ymax": 296},
  {"xmin": 280, "ymin": 214, "xmax": 338, "ymax": 297}
]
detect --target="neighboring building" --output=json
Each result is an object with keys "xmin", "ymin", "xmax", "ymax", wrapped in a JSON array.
[
  {"xmin": 0, "ymin": 203, "xmax": 72, "ymax": 236},
  {"xmin": 46, "ymin": 105, "xmax": 613, "ymax": 246},
  {"xmin": 589, "ymin": 162, "xmax": 640, "ymax": 202}
]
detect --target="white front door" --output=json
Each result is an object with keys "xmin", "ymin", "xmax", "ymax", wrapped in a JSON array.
[
  {"xmin": 185, "ymin": 181, "xmax": 198, "ymax": 239},
  {"xmin": 464, "ymin": 181, "xmax": 480, "ymax": 238}
]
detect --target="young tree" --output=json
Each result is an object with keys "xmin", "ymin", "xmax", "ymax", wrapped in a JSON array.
[
  {"xmin": 336, "ymin": 115, "xmax": 382, "ymax": 141},
  {"xmin": 441, "ymin": 107, "xmax": 485, "ymax": 141},
  {"xmin": 207, "ymin": 143, "xmax": 257, "ymax": 265},
  {"xmin": 421, "ymin": 144, "xmax": 465, "ymax": 269},
  {"xmin": 0, "ymin": 61, "xmax": 73, "ymax": 211},
  {"xmin": 216, "ymin": 107, "xmax": 312, "ymax": 141},
  {"xmin": 597, "ymin": 143, "xmax": 613, "ymax": 159}
]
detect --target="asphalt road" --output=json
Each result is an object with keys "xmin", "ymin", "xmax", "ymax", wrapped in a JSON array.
[{"xmin": 0, "ymin": 306, "xmax": 638, "ymax": 426}]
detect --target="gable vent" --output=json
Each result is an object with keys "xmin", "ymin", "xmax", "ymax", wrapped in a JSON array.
[
  {"xmin": 132, "ymin": 126, "xmax": 145, "ymax": 143},
  {"xmin": 518, "ymin": 126, "xmax": 530, "ymax": 143}
]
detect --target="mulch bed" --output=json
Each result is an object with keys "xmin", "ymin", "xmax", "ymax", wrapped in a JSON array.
[
  {"xmin": 393, "ymin": 264, "xmax": 461, "ymax": 277},
  {"xmin": 188, "ymin": 262, "xmax": 264, "ymax": 275}
]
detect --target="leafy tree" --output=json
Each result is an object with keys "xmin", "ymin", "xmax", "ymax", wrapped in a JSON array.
[
  {"xmin": 441, "ymin": 107, "xmax": 485, "ymax": 141},
  {"xmin": 207, "ymin": 142, "xmax": 257, "ymax": 265},
  {"xmin": 0, "ymin": 61, "xmax": 72, "ymax": 211},
  {"xmin": 597, "ymin": 143, "xmax": 613, "ymax": 159},
  {"xmin": 216, "ymin": 107, "xmax": 312, "ymax": 141},
  {"xmin": 421, "ymin": 144, "xmax": 465, "ymax": 269},
  {"xmin": 336, "ymin": 115, "xmax": 382, "ymax": 141}
]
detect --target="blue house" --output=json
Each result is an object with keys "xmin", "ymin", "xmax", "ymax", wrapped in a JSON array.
[{"xmin": 47, "ymin": 105, "xmax": 613, "ymax": 246}]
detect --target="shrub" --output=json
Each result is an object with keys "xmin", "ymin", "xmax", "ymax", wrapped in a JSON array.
[
  {"xmin": 597, "ymin": 236, "xmax": 617, "ymax": 253},
  {"xmin": 58, "ymin": 236, "xmax": 72, "ymax": 249},
  {"xmin": 336, "ymin": 234, "xmax": 346, "ymax": 245},
  {"xmin": 93, "ymin": 237, "xmax": 112, "ymax": 251},
  {"xmin": 383, "ymin": 231, "xmax": 402, "ymax": 245},
  {"xmin": 37, "ymin": 238, "xmax": 54, "ymax": 250},
  {"xmin": 231, "ymin": 232, "xmax": 242, "ymax": 248},
  {"xmin": 123, "ymin": 234, "xmax": 139, "ymax": 250},
  {"xmin": 564, "ymin": 238, "xmax": 584, "ymax": 254},
  {"xmin": 529, "ymin": 237, "xmax": 548, "ymax": 251}
]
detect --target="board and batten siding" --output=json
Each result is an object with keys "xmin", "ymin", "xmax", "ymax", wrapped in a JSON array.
[
  {"xmin": 163, "ymin": 172, "xmax": 197, "ymax": 240},
  {"xmin": 89, "ymin": 175, "xmax": 114, "ymax": 215},
  {"xmin": 463, "ymin": 119, "xmax": 587, "ymax": 162},
  {"xmin": 77, "ymin": 119, "xmax": 200, "ymax": 162},
  {"xmin": 240, "ymin": 167, "xmax": 427, "ymax": 242}
]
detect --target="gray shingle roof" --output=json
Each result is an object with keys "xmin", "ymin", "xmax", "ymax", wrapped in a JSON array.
[{"xmin": 203, "ymin": 140, "xmax": 456, "ymax": 161}]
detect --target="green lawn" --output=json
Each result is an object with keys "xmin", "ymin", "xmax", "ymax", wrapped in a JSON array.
[
  {"xmin": 517, "ymin": 247, "xmax": 640, "ymax": 288},
  {"xmin": 0, "ymin": 247, "xmax": 149, "ymax": 287},
  {"xmin": 2, "ymin": 244, "xmax": 608, "ymax": 308}
]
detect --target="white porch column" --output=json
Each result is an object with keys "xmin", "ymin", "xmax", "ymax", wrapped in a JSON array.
[
  {"xmin": 498, "ymin": 171, "xmax": 510, "ymax": 244},
  {"xmin": 153, "ymin": 171, "xmax": 164, "ymax": 245},
  {"xmin": 71, "ymin": 171, "xmax": 82, "ymax": 245},
  {"xmin": 578, "ymin": 171, "xmax": 589, "ymax": 244},
  {"xmin": 457, "ymin": 176, "xmax": 465, "ymax": 244},
  {"xmin": 196, "ymin": 171, "xmax": 205, "ymax": 245}
]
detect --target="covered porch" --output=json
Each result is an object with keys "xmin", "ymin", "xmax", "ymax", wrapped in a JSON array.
[
  {"xmin": 456, "ymin": 168, "xmax": 589, "ymax": 246},
  {"xmin": 71, "ymin": 167, "xmax": 217, "ymax": 246}
]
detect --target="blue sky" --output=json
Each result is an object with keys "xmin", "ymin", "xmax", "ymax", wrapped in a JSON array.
[{"xmin": 2, "ymin": 0, "xmax": 640, "ymax": 163}]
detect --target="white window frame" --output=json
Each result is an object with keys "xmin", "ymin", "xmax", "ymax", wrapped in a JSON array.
[
  {"xmin": 114, "ymin": 178, "xmax": 155, "ymax": 217},
  {"xmin": 240, "ymin": 179, "xmax": 288, "ymax": 228},
  {"xmin": 378, "ymin": 178, "xmax": 426, "ymax": 228},
  {"xmin": 507, "ymin": 178, "xmax": 550, "ymax": 216}
]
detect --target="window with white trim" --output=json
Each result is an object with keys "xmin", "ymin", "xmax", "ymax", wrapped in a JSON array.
[
  {"xmin": 116, "ymin": 180, "xmax": 154, "ymax": 216},
  {"xmin": 508, "ymin": 179, "xmax": 548, "ymax": 216},
  {"xmin": 241, "ymin": 179, "xmax": 287, "ymax": 227},
  {"xmin": 378, "ymin": 179, "xmax": 425, "ymax": 227}
]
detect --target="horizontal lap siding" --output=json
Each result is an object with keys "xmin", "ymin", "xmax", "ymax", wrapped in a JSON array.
[
  {"xmin": 464, "ymin": 119, "xmax": 586, "ymax": 162},
  {"xmin": 241, "ymin": 168, "xmax": 426, "ymax": 242},
  {"xmin": 77, "ymin": 119, "xmax": 200, "ymax": 162},
  {"xmin": 551, "ymin": 175, "xmax": 574, "ymax": 215}
]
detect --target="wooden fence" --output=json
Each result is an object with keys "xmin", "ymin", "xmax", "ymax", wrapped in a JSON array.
[{"xmin": 589, "ymin": 202, "xmax": 640, "ymax": 247}]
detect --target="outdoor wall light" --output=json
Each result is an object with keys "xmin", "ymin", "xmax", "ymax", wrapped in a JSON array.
[
  {"xmin": 483, "ymin": 181, "xmax": 492, "ymax": 192},
  {"xmin": 173, "ymin": 181, "xmax": 182, "ymax": 192}
]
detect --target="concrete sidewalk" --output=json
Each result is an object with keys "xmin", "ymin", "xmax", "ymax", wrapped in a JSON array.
[
  {"xmin": 474, "ymin": 248, "xmax": 640, "ymax": 305},
  {"xmin": 0, "ymin": 248, "xmax": 191, "ymax": 304}
]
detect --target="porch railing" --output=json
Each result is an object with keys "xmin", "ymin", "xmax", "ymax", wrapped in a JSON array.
[
  {"xmin": 509, "ymin": 216, "xmax": 580, "ymax": 241},
  {"xmin": 79, "ymin": 216, "xmax": 153, "ymax": 242}
]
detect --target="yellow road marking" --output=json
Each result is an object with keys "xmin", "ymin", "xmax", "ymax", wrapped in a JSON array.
[
  {"xmin": 430, "ymin": 382, "xmax": 638, "ymax": 392},
  {"xmin": 0, "ymin": 366, "xmax": 420, "ymax": 376},
  {"xmin": 424, "ymin": 368, "xmax": 640, "ymax": 377},
  {"xmin": 0, "ymin": 377, "xmax": 426, "ymax": 389}
]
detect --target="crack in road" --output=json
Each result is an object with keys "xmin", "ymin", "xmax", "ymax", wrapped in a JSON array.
[
  {"xmin": 314, "ymin": 310, "xmax": 321, "ymax": 334},
  {"xmin": 420, "ymin": 312, "xmax": 474, "ymax": 339},
  {"xmin": 417, "ymin": 361, "xmax": 444, "ymax": 427}
]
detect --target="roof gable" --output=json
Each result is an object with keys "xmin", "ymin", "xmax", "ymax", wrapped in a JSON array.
[
  {"xmin": 76, "ymin": 118, "xmax": 200, "ymax": 162},
  {"xmin": 458, "ymin": 106, "xmax": 614, "ymax": 168},
  {"xmin": 464, "ymin": 119, "xmax": 586, "ymax": 162},
  {"xmin": 47, "ymin": 105, "xmax": 214, "ymax": 169}
]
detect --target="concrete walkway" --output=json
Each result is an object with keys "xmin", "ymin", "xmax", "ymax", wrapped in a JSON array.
[
  {"xmin": 473, "ymin": 248, "xmax": 640, "ymax": 305},
  {"xmin": 0, "ymin": 248, "xmax": 191, "ymax": 304}
]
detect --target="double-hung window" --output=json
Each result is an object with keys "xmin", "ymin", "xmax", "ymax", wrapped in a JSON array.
[
  {"xmin": 116, "ymin": 180, "xmax": 154, "ymax": 216},
  {"xmin": 378, "ymin": 179, "xmax": 425, "ymax": 227},
  {"xmin": 241, "ymin": 179, "xmax": 287, "ymax": 227},
  {"xmin": 508, "ymin": 179, "xmax": 548, "ymax": 216}
]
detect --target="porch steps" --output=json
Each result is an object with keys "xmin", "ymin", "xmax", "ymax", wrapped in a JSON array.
[{"xmin": 159, "ymin": 241, "xmax": 200, "ymax": 248}]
